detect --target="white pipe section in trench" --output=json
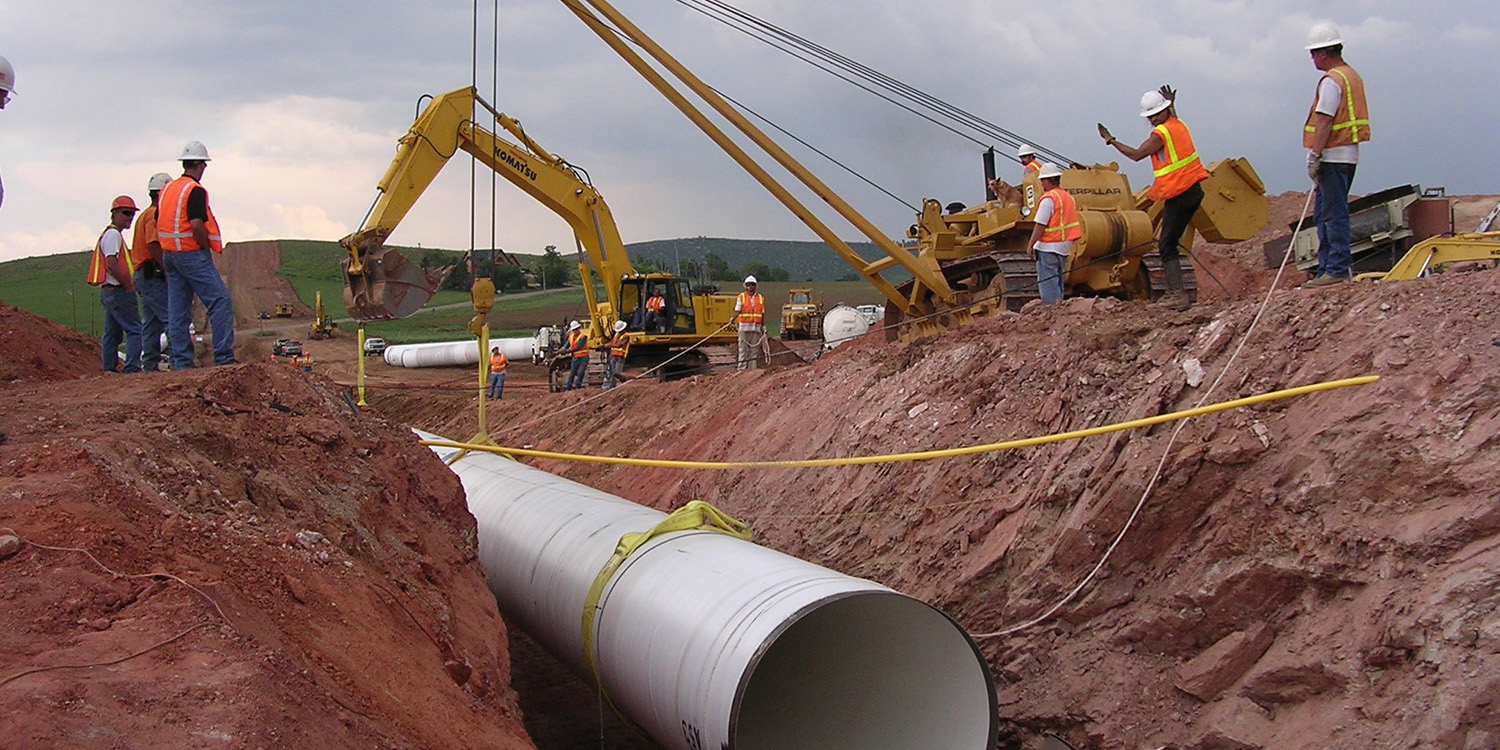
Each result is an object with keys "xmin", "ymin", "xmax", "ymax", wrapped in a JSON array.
[
  {"xmin": 383, "ymin": 337, "xmax": 535, "ymax": 368},
  {"xmin": 419, "ymin": 430, "xmax": 997, "ymax": 750}
]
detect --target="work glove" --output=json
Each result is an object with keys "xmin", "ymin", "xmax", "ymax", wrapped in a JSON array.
[
  {"xmin": 1097, "ymin": 123, "xmax": 1114, "ymax": 144},
  {"xmin": 1306, "ymin": 152, "xmax": 1322, "ymax": 182},
  {"xmin": 1158, "ymin": 84, "xmax": 1176, "ymax": 104}
]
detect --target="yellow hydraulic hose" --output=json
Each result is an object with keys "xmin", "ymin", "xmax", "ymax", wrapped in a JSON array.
[{"xmin": 420, "ymin": 375, "xmax": 1378, "ymax": 469}]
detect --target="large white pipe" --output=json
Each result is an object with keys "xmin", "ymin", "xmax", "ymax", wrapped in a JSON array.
[
  {"xmin": 382, "ymin": 337, "xmax": 535, "ymax": 368},
  {"xmin": 420, "ymin": 431, "xmax": 997, "ymax": 750}
]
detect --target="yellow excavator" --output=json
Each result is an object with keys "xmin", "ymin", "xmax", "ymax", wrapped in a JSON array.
[
  {"xmin": 556, "ymin": 0, "xmax": 1268, "ymax": 341},
  {"xmin": 1357, "ymin": 233, "xmax": 1500, "ymax": 281},
  {"xmin": 342, "ymin": 86, "xmax": 739, "ymax": 383},
  {"xmin": 308, "ymin": 290, "xmax": 337, "ymax": 340}
]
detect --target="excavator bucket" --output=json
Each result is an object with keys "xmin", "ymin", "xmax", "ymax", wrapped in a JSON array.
[{"xmin": 342, "ymin": 245, "xmax": 454, "ymax": 321}]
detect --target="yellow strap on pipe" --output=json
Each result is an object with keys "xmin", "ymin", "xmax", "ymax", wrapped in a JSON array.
[{"xmin": 421, "ymin": 375, "xmax": 1378, "ymax": 469}]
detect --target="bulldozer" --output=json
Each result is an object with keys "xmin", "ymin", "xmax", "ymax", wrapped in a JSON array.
[
  {"xmin": 308, "ymin": 290, "xmax": 337, "ymax": 340},
  {"xmin": 273, "ymin": 302, "xmax": 295, "ymax": 318},
  {"xmin": 557, "ymin": 0, "xmax": 1269, "ymax": 341},
  {"xmin": 779, "ymin": 288, "xmax": 824, "ymax": 340},
  {"xmin": 347, "ymin": 86, "xmax": 739, "ymax": 388}
]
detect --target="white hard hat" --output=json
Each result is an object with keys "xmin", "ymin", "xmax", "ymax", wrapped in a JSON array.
[
  {"xmin": 743, "ymin": 275, "xmax": 757, "ymax": 285},
  {"xmin": 1139, "ymin": 91, "xmax": 1171, "ymax": 118},
  {"xmin": 612, "ymin": 320, "xmax": 627, "ymax": 332},
  {"xmin": 1037, "ymin": 163, "xmax": 1063, "ymax": 180},
  {"xmin": 568, "ymin": 320, "xmax": 581, "ymax": 331},
  {"xmin": 0, "ymin": 55, "xmax": 15, "ymax": 95},
  {"xmin": 1016, "ymin": 144, "xmax": 1036, "ymax": 158},
  {"xmin": 178, "ymin": 140, "xmax": 212, "ymax": 162},
  {"xmin": 147, "ymin": 172, "xmax": 173, "ymax": 191},
  {"xmin": 1305, "ymin": 22, "xmax": 1343, "ymax": 50}
]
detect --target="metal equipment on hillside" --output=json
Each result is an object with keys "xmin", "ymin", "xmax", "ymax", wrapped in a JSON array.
[
  {"xmin": 779, "ymin": 287, "xmax": 823, "ymax": 340},
  {"xmin": 308, "ymin": 290, "xmax": 337, "ymax": 340},
  {"xmin": 347, "ymin": 87, "xmax": 739, "ymax": 384},
  {"xmin": 1356, "ymin": 233, "xmax": 1500, "ymax": 281},
  {"xmin": 273, "ymin": 302, "xmax": 295, "ymax": 318},
  {"xmin": 1269, "ymin": 185, "xmax": 1455, "ymax": 275},
  {"xmin": 556, "ymin": 0, "xmax": 1268, "ymax": 342}
]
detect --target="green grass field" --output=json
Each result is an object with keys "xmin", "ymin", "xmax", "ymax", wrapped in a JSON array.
[{"xmin": 0, "ymin": 251, "xmax": 104, "ymax": 336}]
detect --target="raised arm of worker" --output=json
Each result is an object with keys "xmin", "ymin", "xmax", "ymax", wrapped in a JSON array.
[{"xmin": 1098, "ymin": 84, "xmax": 1175, "ymax": 161}]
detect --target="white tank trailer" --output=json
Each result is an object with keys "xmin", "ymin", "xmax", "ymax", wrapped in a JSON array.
[{"xmin": 821, "ymin": 304, "xmax": 870, "ymax": 350}]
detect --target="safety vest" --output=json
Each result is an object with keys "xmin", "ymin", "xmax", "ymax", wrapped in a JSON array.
[
  {"xmin": 1148, "ymin": 117, "xmax": 1209, "ymax": 201},
  {"xmin": 646, "ymin": 294, "xmax": 665, "ymax": 313},
  {"xmin": 489, "ymin": 351, "xmax": 507, "ymax": 373},
  {"xmin": 1038, "ymin": 188, "xmax": 1082, "ymax": 243},
  {"xmin": 86, "ymin": 226, "xmax": 134, "ymax": 286},
  {"xmin": 157, "ymin": 176, "xmax": 223, "ymax": 253},
  {"xmin": 567, "ymin": 329, "xmax": 590, "ymax": 359},
  {"xmin": 608, "ymin": 332, "xmax": 630, "ymax": 359},
  {"xmin": 129, "ymin": 204, "xmax": 159, "ymax": 269},
  {"xmin": 1023, "ymin": 160, "xmax": 1040, "ymax": 175},
  {"xmin": 736, "ymin": 292, "xmax": 764, "ymax": 326},
  {"xmin": 1303, "ymin": 64, "xmax": 1370, "ymax": 149}
]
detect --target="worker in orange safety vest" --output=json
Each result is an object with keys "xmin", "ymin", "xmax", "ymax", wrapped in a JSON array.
[
  {"xmin": 603, "ymin": 319, "xmax": 630, "ymax": 389},
  {"xmin": 157, "ymin": 140, "xmax": 236, "ymax": 368},
  {"xmin": 1026, "ymin": 164, "xmax": 1082, "ymax": 305},
  {"xmin": 644, "ymin": 287, "xmax": 667, "ymax": 333},
  {"xmin": 1097, "ymin": 85, "xmax": 1210, "ymax": 311},
  {"xmin": 563, "ymin": 320, "xmax": 589, "ymax": 391},
  {"xmin": 1301, "ymin": 22, "xmax": 1370, "ymax": 288},
  {"xmin": 488, "ymin": 346, "xmax": 508, "ymax": 399},
  {"xmin": 733, "ymin": 276, "xmax": 765, "ymax": 371},
  {"xmin": 87, "ymin": 195, "xmax": 143, "ymax": 372}
]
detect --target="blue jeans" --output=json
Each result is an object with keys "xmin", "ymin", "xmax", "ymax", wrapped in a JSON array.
[
  {"xmin": 100, "ymin": 285, "xmax": 143, "ymax": 373},
  {"xmin": 603, "ymin": 357, "xmax": 624, "ymax": 389},
  {"xmin": 134, "ymin": 269, "xmax": 169, "ymax": 371},
  {"xmin": 1314, "ymin": 162, "xmax": 1357, "ymax": 278},
  {"xmin": 566, "ymin": 356, "xmax": 589, "ymax": 390},
  {"xmin": 487, "ymin": 372, "xmax": 506, "ymax": 399},
  {"xmin": 1036, "ymin": 251, "xmax": 1067, "ymax": 305},
  {"xmin": 162, "ymin": 249, "xmax": 235, "ymax": 368}
]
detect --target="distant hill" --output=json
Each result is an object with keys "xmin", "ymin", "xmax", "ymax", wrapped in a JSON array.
[{"xmin": 625, "ymin": 237, "xmax": 904, "ymax": 283}]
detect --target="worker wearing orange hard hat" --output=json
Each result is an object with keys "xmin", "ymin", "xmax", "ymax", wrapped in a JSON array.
[{"xmin": 87, "ymin": 196, "xmax": 144, "ymax": 373}]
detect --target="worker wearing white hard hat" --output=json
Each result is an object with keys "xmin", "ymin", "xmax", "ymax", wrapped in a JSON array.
[
  {"xmin": 159, "ymin": 140, "xmax": 236, "ymax": 368},
  {"xmin": 1301, "ymin": 22, "xmax": 1370, "ymax": 288},
  {"xmin": 1026, "ymin": 164, "xmax": 1079, "ymax": 305},
  {"xmin": 1016, "ymin": 144, "xmax": 1040, "ymax": 176},
  {"xmin": 603, "ymin": 319, "xmax": 631, "ymax": 389},
  {"xmin": 130, "ymin": 172, "xmax": 177, "ymax": 371},
  {"xmin": 1096, "ymin": 85, "xmax": 1209, "ymax": 311},
  {"xmin": 0, "ymin": 54, "xmax": 12, "ymax": 211},
  {"xmin": 733, "ymin": 276, "xmax": 765, "ymax": 370},
  {"xmin": 563, "ymin": 319, "xmax": 590, "ymax": 390}
]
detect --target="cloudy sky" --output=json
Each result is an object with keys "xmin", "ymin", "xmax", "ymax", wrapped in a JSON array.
[{"xmin": 0, "ymin": 0, "xmax": 1493, "ymax": 265}]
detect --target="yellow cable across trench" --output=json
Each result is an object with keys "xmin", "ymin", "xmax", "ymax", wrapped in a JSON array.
[{"xmin": 419, "ymin": 375, "xmax": 1378, "ymax": 469}]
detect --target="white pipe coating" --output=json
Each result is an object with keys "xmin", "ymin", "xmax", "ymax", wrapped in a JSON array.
[
  {"xmin": 419, "ymin": 430, "xmax": 997, "ymax": 750},
  {"xmin": 382, "ymin": 337, "xmax": 535, "ymax": 368}
]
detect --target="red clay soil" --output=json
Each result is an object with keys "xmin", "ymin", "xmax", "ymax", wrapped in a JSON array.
[
  {"xmin": 212, "ymin": 240, "xmax": 310, "ymax": 325},
  {"xmin": 399, "ymin": 264, "xmax": 1500, "ymax": 749},
  {"xmin": 0, "ymin": 303, "xmax": 101, "ymax": 382},
  {"xmin": 0, "ymin": 323, "xmax": 534, "ymax": 750}
]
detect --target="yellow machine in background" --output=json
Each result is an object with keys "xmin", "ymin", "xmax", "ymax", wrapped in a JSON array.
[
  {"xmin": 273, "ymin": 302, "xmax": 295, "ymax": 318},
  {"xmin": 779, "ymin": 288, "xmax": 824, "ymax": 340},
  {"xmin": 1357, "ymin": 233, "xmax": 1500, "ymax": 281},
  {"xmin": 341, "ymin": 86, "xmax": 738, "ymax": 383},
  {"xmin": 308, "ymin": 290, "xmax": 337, "ymax": 340}
]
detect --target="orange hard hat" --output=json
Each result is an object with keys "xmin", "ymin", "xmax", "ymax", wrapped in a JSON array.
[{"xmin": 110, "ymin": 195, "xmax": 139, "ymax": 212}]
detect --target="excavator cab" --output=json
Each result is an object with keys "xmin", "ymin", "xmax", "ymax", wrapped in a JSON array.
[{"xmin": 340, "ymin": 231, "xmax": 454, "ymax": 321}]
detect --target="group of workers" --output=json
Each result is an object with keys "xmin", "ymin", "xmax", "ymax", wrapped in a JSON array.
[
  {"xmin": 84, "ymin": 141, "xmax": 236, "ymax": 373},
  {"xmin": 999, "ymin": 22, "xmax": 1368, "ymax": 310}
]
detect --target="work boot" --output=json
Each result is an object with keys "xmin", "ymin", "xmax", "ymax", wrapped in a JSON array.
[{"xmin": 1158, "ymin": 257, "xmax": 1192, "ymax": 312}]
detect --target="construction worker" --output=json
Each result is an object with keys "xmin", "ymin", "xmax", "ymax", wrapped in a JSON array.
[
  {"xmin": 1017, "ymin": 144, "xmax": 1040, "ymax": 177},
  {"xmin": 603, "ymin": 320, "xmax": 629, "ymax": 389},
  {"xmin": 1098, "ymin": 85, "xmax": 1209, "ymax": 311},
  {"xmin": 159, "ymin": 141, "xmax": 236, "ymax": 368},
  {"xmin": 1026, "ymin": 164, "xmax": 1081, "ymax": 305},
  {"xmin": 563, "ymin": 320, "xmax": 589, "ymax": 391},
  {"xmin": 644, "ymin": 287, "xmax": 667, "ymax": 333},
  {"xmin": 733, "ymin": 275, "xmax": 765, "ymax": 371},
  {"xmin": 986, "ymin": 144, "xmax": 1040, "ymax": 212},
  {"xmin": 1302, "ymin": 22, "xmax": 1370, "ymax": 287},
  {"xmin": 86, "ymin": 196, "xmax": 143, "ymax": 373},
  {"xmin": 488, "ymin": 346, "xmax": 508, "ymax": 399},
  {"xmin": 131, "ymin": 172, "xmax": 173, "ymax": 371},
  {"xmin": 0, "ymin": 54, "xmax": 13, "ymax": 210}
]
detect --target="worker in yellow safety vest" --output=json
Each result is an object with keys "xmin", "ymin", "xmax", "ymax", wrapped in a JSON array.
[
  {"xmin": 1301, "ymin": 22, "xmax": 1371, "ymax": 288},
  {"xmin": 603, "ymin": 319, "xmax": 630, "ymax": 389},
  {"xmin": 986, "ymin": 143, "xmax": 1042, "ymax": 214},
  {"xmin": 157, "ymin": 141, "xmax": 236, "ymax": 368},
  {"xmin": 1026, "ymin": 164, "xmax": 1082, "ymax": 305},
  {"xmin": 1097, "ymin": 85, "xmax": 1210, "ymax": 311},
  {"xmin": 563, "ymin": 320, "xmax": 589, "ymax": 391},
  {"xmin": 488, "ymin": 346, "xmax": 508, "ymax": 399},
  {"xmin": 733, "ymin": 276, "xmax": 765, "ymax": 371},
  {"xmin": 87, "ymin": 195, "xmax": 143, "ymax": 372}
]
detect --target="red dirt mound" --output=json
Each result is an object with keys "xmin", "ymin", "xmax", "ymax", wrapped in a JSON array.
[
  {"xmin": 0, "ymin": 302, "xmax": 100, "ymax": 382},
  {"xmin": 213, "ymin": 240, "xmax": 310, "ymax": 325}
]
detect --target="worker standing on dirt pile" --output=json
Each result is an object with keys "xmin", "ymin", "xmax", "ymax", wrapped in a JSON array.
[
  {"xmin": 1026, "ymin": 164, "xmax": 1082, "ymax": 305},
  {"xmin": 87, "ymin": 196, "xmax": 144, "ymax": 373},
  {"xmin": 644, "ymin": 287, "xmax": 667, "ymax": 333},
  {"xmin": 603, "ymin": 319, "xmax": 630, "ymax": 389},
  {"xmin": 563, "ymin": 320, "xmax": 589, "ymax": 391},
  {"xmin": 488, "ymin": 346, "xmax": 508, "ymax": 399},
  {"xmin": 159, "ymin": 141, "xmax": 236, "ymax": 367},
  {"xmin": 1302, "ymin": 22, "xmax": 1371, "ymax": 288},
  {"xmin": 130, "ymin": 172, "xmax": 174, "ymax": 372},
  {"xmin": 0, "ymin": 54, "xmax": 14, "ymax": 210},
  {"xmin": 734, "ymin": 276, "xmax": 766, "ymax": 370},
  {"xmin": 1098, "ymin": 85, "xmax": 1209, "ymax": 312}
]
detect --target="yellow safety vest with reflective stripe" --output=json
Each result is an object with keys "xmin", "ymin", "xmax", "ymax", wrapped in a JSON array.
[
  {"xmin": 86, "ymin": 226, "xmax": 134, "ymax": 286},
  {"xmin": 157, "ymin": 176, "xmax": 223, "ymax": 253},
  {"xmin": 1148, "ymin": 117, "xmax": 1210, "ymax": 201},
  {"xmin": 608, "ymin": 332, "xmax": 630, "ymax": 359},
  {"xmin": 1303, "ymin": 64, "xmax": 1370, "ymax": 149},
  {"xmin": 1038, "ymin": 188, "xmax": 1082, "ymax": 243},
  {"xmin": 736, "ymin": 292, "xmax": 764, "ymax": 326},
  {"xmin": 568, "ymin": 329, "xmax": 590, "ymax": 359}
]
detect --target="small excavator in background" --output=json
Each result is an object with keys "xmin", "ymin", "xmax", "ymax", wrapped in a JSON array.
[
  {"xmin": 344, "ymin": 86, "xmax": 739, "ymax": 387},
  {"xmin": 308, "ymin": 290, "xmax": 337, "ymax": 340}
]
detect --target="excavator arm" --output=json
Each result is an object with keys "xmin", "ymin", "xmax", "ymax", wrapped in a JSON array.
[{"xmin": 341, "ymin": 86, "xmax": 634, "ymax": 322}]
